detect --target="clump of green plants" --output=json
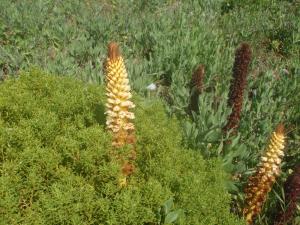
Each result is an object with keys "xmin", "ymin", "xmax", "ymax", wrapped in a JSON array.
[
  {"xmin": 1, "ymin": 1, "xmax": 299, "ymax": 224},
  {"xmin": 0, "ymin": 70, "xmax": 245, "ymax": 225}
]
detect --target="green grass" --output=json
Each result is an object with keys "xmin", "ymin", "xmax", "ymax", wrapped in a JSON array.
[{"xmin": 0, "ymin": 0, "xmax": 299, "ymax": 224}]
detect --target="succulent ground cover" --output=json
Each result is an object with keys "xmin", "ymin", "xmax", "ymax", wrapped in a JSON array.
[{"xmin": 0, "ymin": 0, "xmax": 300, "ymax": 224}]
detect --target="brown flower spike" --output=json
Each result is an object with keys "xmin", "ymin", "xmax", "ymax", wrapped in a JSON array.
[
  {"xmin": 243, "ymin": 124, "xmax": 286, "ymax": 224},
  {"xmin": 188, "ymin": 64, "xmax": 205, "ymax": 114},
  {"xmin": 274, "ymin": 164, "xmax": 300, "ymax": 225},
  {"xmin": 223, "ymin": 43, "xmax": 252, "ymax": 135},
  {"xmin": 104, "ymin": 42, "xmax": 136, "ymax": 183}
]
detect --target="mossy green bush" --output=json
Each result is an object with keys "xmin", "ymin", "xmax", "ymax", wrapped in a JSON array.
[{"xmin": 0, "ymin": 70, "xmax": 244, "ymax": 225}]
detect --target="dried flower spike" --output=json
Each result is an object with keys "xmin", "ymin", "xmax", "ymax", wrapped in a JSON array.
[
  {"xmin": 223, "ymin": 43, "xmax": 252, "ymax": 135},
  {"xmin": 188, "ymin": 64, "xmax": 205, "ymax": 114},
  {"xmin": 105, "ymin": 42, "xmax": 136, "ymax": 148},
  {"xmin": 243, "ymin": 124, "xmax": 286, "ymax": 224},
  {"xmin": 274, "ymin": 164, "xmax": 300, "ymax": 225}
]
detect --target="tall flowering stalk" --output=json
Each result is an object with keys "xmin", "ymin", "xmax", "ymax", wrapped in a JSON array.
[
  {"xmin": 223, "ymin": 43, "xmax": 252, "ymax": 135},
  {"xmin": 104, "ymin": 42, "xmax": 136, "ymax": 182},
  {"xmin": 188, "ymin": 64, "xmax": 205, "ymax": 114},
  {"xmin": 274, "ymin": 164, "xmax": 300, "ymax": 225},
  {"xmin": 243, "ymin": 124, "xmax": 286, "ymax": 224}
]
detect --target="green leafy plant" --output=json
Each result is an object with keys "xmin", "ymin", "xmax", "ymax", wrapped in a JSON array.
[{"xmin": 156, "ymin": 197, "xmax": 183, "ymax": 225}]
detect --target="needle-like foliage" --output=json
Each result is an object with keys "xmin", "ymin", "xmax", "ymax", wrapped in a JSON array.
[{"xmin": 0, "ymin": 70, "xmax": 245, "ymax": 225}]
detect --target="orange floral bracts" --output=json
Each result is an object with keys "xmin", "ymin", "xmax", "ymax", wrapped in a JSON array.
[{"xmin": 243, "ymin": 124, "xmax": 286, "ymax": 224}]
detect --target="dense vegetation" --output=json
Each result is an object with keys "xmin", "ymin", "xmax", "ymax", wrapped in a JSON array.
[
  {"xmin": 0, "ymin": 71, "xmax": 244, "ymax": 224},
  {"xmin": 0, "ymin": 0, "xmax": 299, "ymax": 224}
]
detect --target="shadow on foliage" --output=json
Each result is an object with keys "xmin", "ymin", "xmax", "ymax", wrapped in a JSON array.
[{"xmin": 94, "ymin": 103, "xmax": 106, "ymax": 126}]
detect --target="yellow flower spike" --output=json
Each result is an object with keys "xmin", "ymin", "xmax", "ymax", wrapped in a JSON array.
[
  {"xmin": 104, "ymin": 42, "xmax": 136, "ymax": 184},
  {"xmin": 243, "ymin": 124, "xmax": 286, "ymax": 224},
  {"xmin": 104, "ymin": 42, "xmax": 136, "ymax": 148}
]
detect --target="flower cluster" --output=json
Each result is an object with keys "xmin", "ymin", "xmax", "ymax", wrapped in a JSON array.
[
  {"xmin": 104, "ymin": 42, "xmax": 136, "ymax": 148},
  {"xmin": 188, "ymin": 64, "xmax": 205, "ymax": 114},
  {"xmin": 223, "ymin": 43, "xmax": 252, "ymax": 135},
  {"xmin": 104, "ymin": 42, "xmax": 136, "ymax": 184},
  {"xmin": 243, "ymin": 124, "xmax": 286, "ymax": 224}
]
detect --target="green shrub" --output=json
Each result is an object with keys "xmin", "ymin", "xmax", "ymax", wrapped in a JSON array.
[{"xmin": 0, "ymin": 70, "xmax": 244, "ymax": 225}]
